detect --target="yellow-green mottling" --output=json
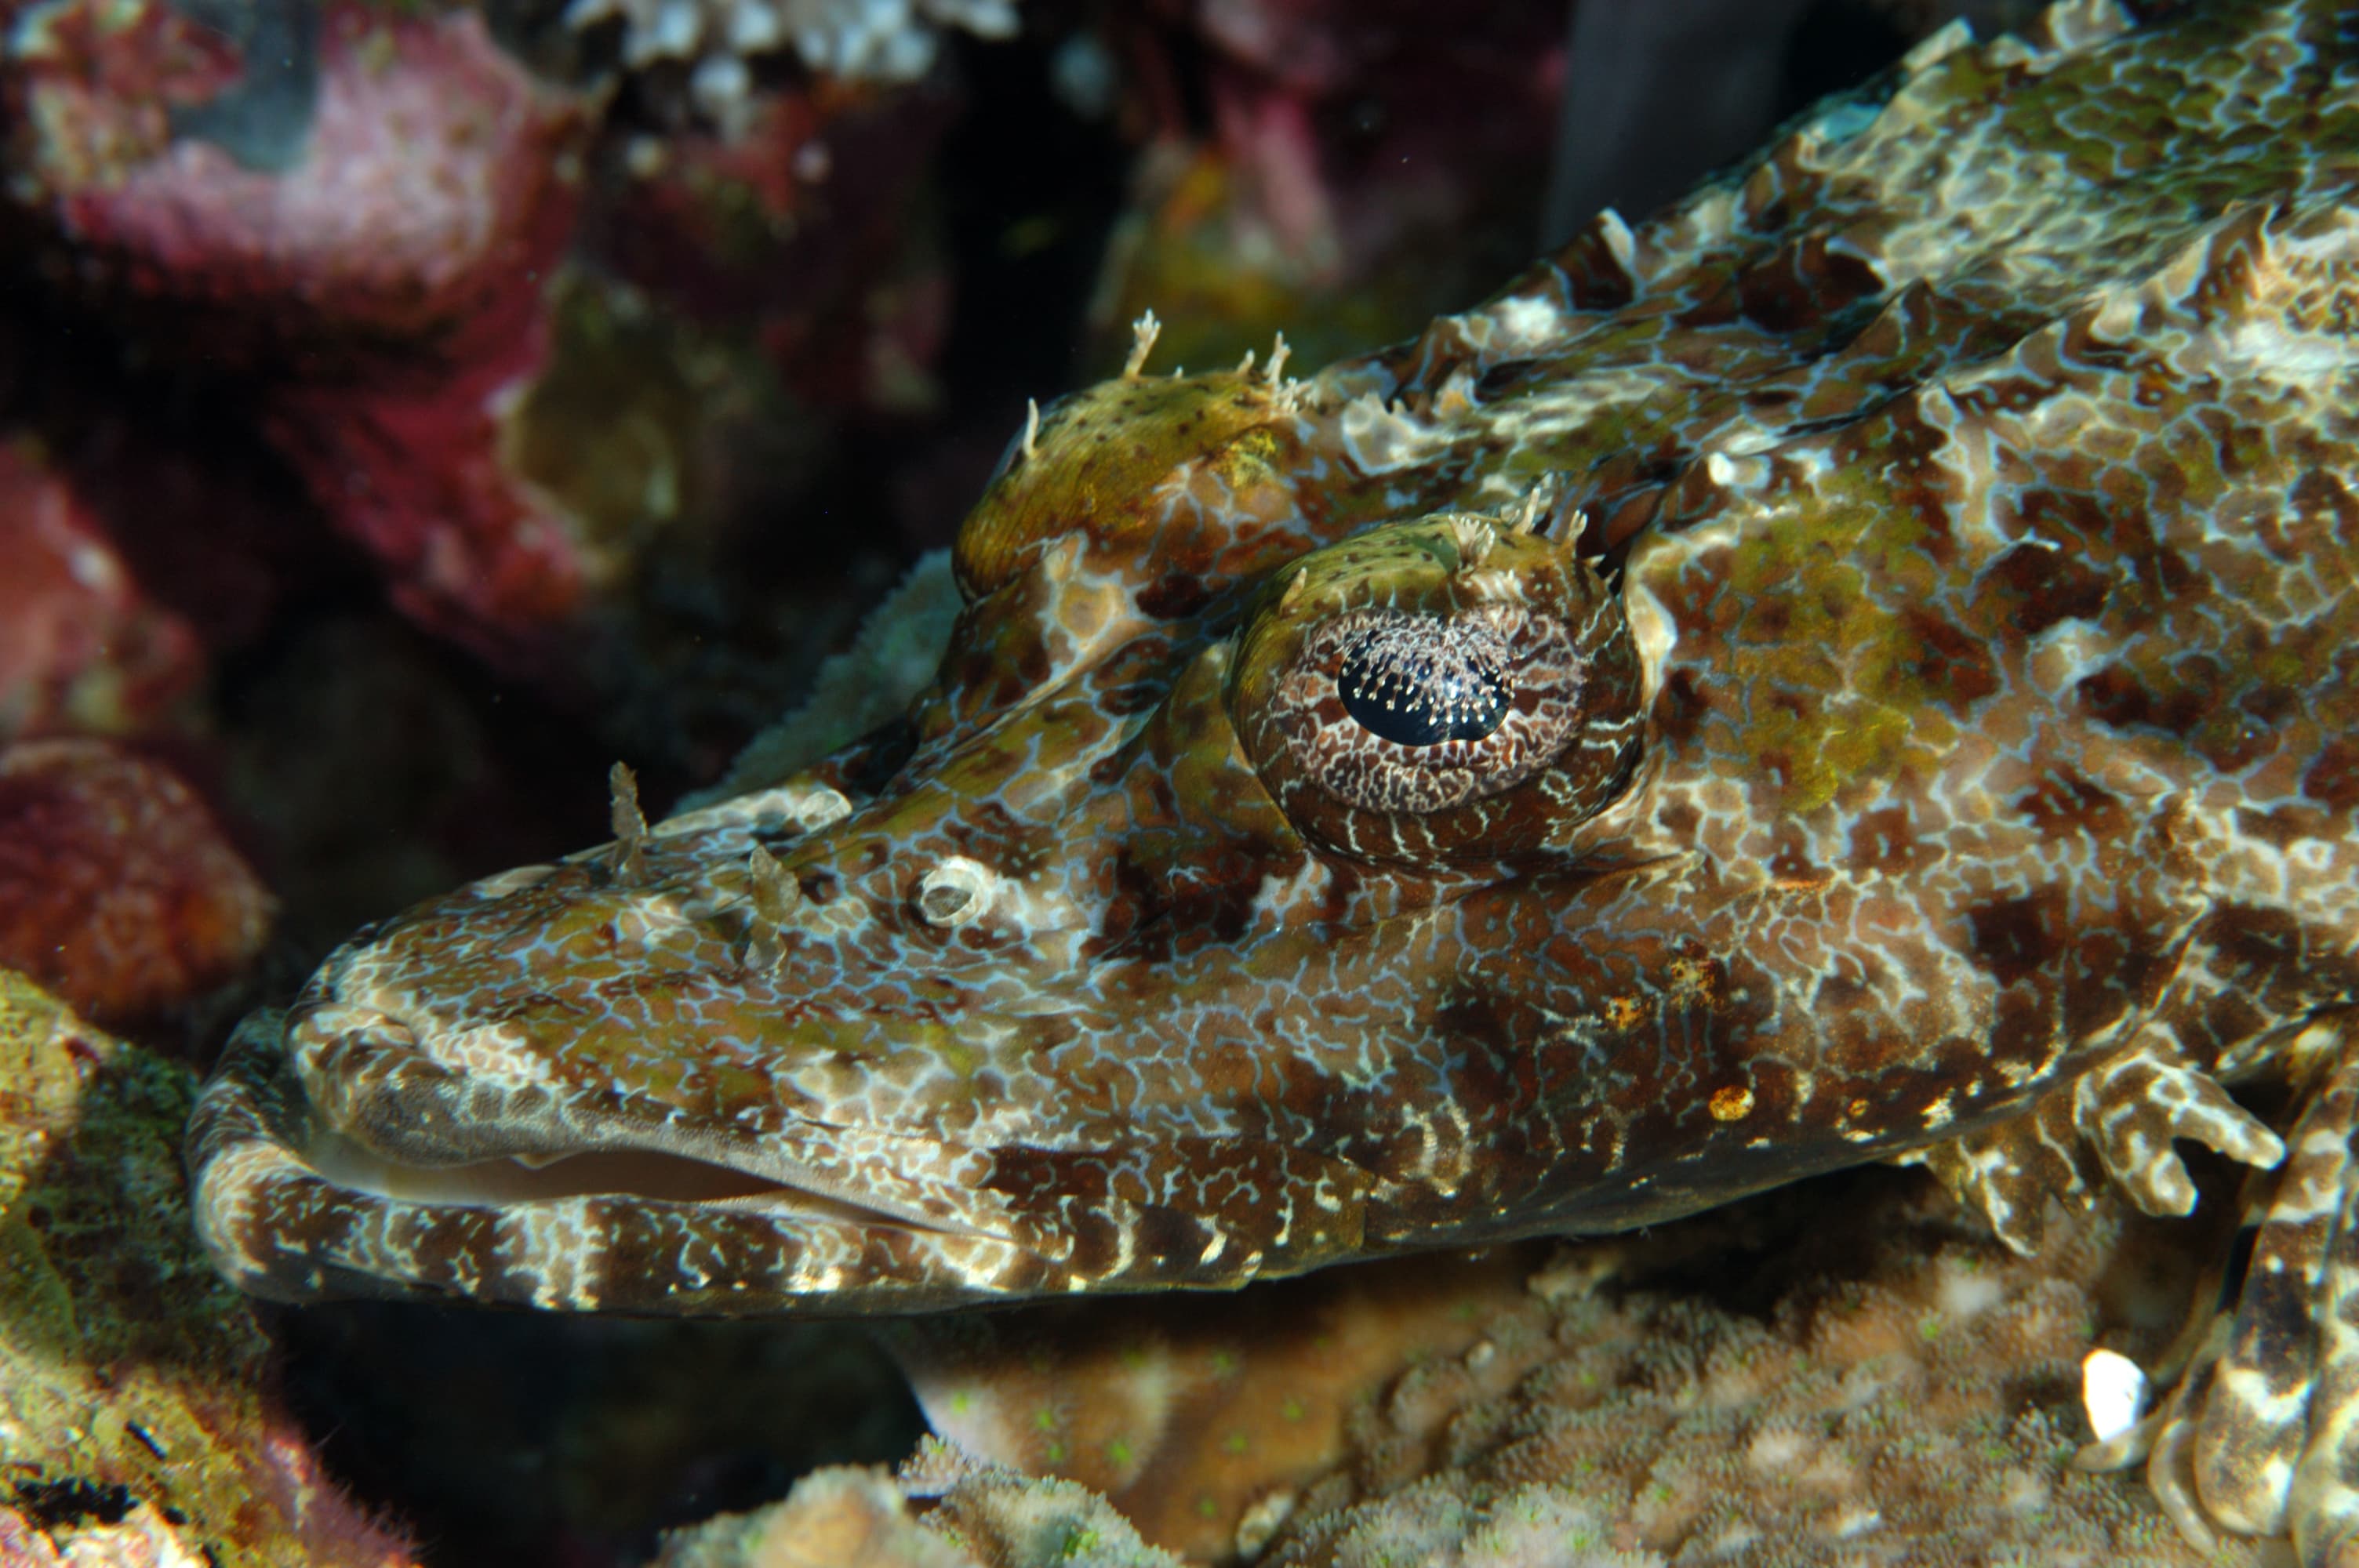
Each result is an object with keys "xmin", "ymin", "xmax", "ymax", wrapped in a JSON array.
[{"xmin": 0, "ymin": 967, "xmax": 413, "ymax": 1566}]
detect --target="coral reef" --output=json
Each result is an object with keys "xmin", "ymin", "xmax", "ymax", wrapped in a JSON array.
[
  {"xmin": 1090, "ymin": 2, "xmax": 2024, "ymax": 376},
  {"xmin": 2, "ymin": 0, "xmax": 980, "ymax": 756},
  {"xmin": 650, "ymin": 1467, "xmax": 977, "ymax": 1568},
  {"xmin": 580, "ymin": 69, "xmax": 958, "ymax": 412},
  {"xmin": 0, "ymin": 437, "xmax": 202, "ymax": 742},
  {"xmin": 580, "ymin": 77, "xmax": 958, "ymax": 419},
  {"xmin": 8, "ymin": 2, "xmax": 587, "ymax": 354},
  {"xmin": 653, "ymin": 1458, "xmax": 1183, "ymax": 1568},
  {"xmin": 1252, "ymin": 1175, "xmax": 2241, "ymax": 1567},
  {"xmin": 889, "ymin": 1244, "xmax": 1549, "ymax": 1561},
  {"xmin": 5, "ymin": 0, "xmax": 599, "ymax": 672},
  {"xmin": 0, "ymin": 739, "xmax": 270, "ymax": 1022},
  {"xmin": 1, "ymin": 1502, "xmax": 216, "ymax": 1568},
  {"xmin": 0, "ymin": 967, "xmax": 413, "ymax": 1566},
  {"xmin": 567, "ymin": 0, "xmax": 1017, "ymax": 121},
  {"xmin": 657, "ymin": 1171, "xmax": 2262, "ymax": 1567},
  {"xmin": 12, "ymin": 2, "xmax": 2318, "ymax": 1564},
  {"xmin": 1088, "ymin": 2, "xmax": 1567, "ymax": 373}
]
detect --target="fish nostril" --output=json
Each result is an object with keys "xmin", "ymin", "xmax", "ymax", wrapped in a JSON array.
[
  {"xmin": 792, "ymin": 786, "xmax": 852, "ymax": 833},
  {"xmin": 915, "ymin": 856, "xmax": 997, "ymax": 927}
]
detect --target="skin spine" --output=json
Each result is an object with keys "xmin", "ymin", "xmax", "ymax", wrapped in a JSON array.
[{"xmin": 190, "ymin": 2, "xmax": 2359, "ymax": 1556}]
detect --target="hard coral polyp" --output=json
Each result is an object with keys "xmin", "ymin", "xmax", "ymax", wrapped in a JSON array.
[{"xmin": 652, "ymin": 1460, "xmax": 1181, "ymax": 1568}]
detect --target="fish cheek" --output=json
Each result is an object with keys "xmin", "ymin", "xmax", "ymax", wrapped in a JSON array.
[
  {"xmin": 1100, "ymin": 643, "xmax": 1310, "ymax": 959},
  {"xmin": 1429, "ymin": 915, "xmax": 1800, "ymax": 1215}
]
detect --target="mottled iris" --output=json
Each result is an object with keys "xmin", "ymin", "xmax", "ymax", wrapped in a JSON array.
[
  {"xmin": 1336, "ymin": 619, "xmax": 1512, "ymax": 746},
  {"xmin": 1231, "ymin": 514, "xmax": 1645, "ymax": 865}
]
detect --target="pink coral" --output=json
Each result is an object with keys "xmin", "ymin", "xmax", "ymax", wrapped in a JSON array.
[
  {"xmin": 9, "ymin": 0, "xmax": 599, "ymax": 670},
  {"xmin": 0, "ymin": 739, "xmax": 270, "ymax": 1021},
  {"xmin": 0, "ymin": 437, "xmax": 202, "ymax": 740},
  {"xmin": 20, "ymin": 8, "xmax": 580, "ymax": 351}
]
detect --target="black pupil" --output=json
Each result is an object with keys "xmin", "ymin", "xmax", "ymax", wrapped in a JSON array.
[{"xmin": 1336, "ymin": 619, "xmax": 1511, "ymax": 746}]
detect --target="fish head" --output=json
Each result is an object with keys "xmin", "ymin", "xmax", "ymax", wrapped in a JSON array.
[{"xmin": 188, "ymin": 368, "xmax": 1667, "ymax": 1315}]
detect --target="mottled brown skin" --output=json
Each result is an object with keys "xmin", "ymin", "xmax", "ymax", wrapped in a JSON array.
[{"xmin": 192, "ymin": 1, "xmax": 2359, "ymax": 1557}]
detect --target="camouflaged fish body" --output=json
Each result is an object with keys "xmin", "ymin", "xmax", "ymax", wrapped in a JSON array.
[{"xmin": 195, "ymin": 1, "xmax": 2359, "ymax": 1555}]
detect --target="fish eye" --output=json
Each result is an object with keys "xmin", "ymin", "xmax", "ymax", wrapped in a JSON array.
[
  {"xmin": 1267, "ymin": 600, "xmax": 1594, "ymax": 818},
  {"xmin": 1335, "ymin": 617, "xmax": 1512, "ymax": 746},
  {"xmin": 1230, "ymin": 514, "xmax": 1646, "ymax": 864}
]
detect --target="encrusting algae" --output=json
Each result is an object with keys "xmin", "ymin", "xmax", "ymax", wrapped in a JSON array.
[{"xmin": 0, "ymin": 968, "xmax": 414, "ymax": 1566}]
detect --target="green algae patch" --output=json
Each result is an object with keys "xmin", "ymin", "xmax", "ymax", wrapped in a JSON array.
[{"xmin": 0, "ymin": 968, "xmax": 415, "ymax": 1566}]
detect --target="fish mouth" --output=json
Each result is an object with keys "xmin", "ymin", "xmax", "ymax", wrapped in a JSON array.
[
  {"xmin": 307, "ymin": 1131, "xmax": 797, "ymax": 1206},
  {"xmin": 300, "ymin": 1126, "xmax": 973, "ymax": 1232},
  {"xmin": 187, "ymin": 1004, "xmax": 1059, "ymax": 1315}
]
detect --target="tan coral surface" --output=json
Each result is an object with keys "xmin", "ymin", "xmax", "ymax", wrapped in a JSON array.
[
  {"xmin": 653, "ymin": 1461, "xmax": 1185, "ymax": 1568},
  {"xmin": 665, "ymin": 1169, "xmax": 2275, "ymax": 1568},
  {"xmin": 1252, "ymin": 1176, "xmax": 2255, "ymax": 1568}
]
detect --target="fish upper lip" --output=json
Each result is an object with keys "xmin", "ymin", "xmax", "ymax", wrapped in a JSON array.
[
  {"xmin": 280, "ymin": 999, "xmax": 1025, "ymax": 1243},
  {"xmin": 189, "ymin": 1005, "xmax": 1074, "ymax": 1314},
  {"xmin": 297, "ymin": 1125, "xmax": 1008, "ymax": 1238}
]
